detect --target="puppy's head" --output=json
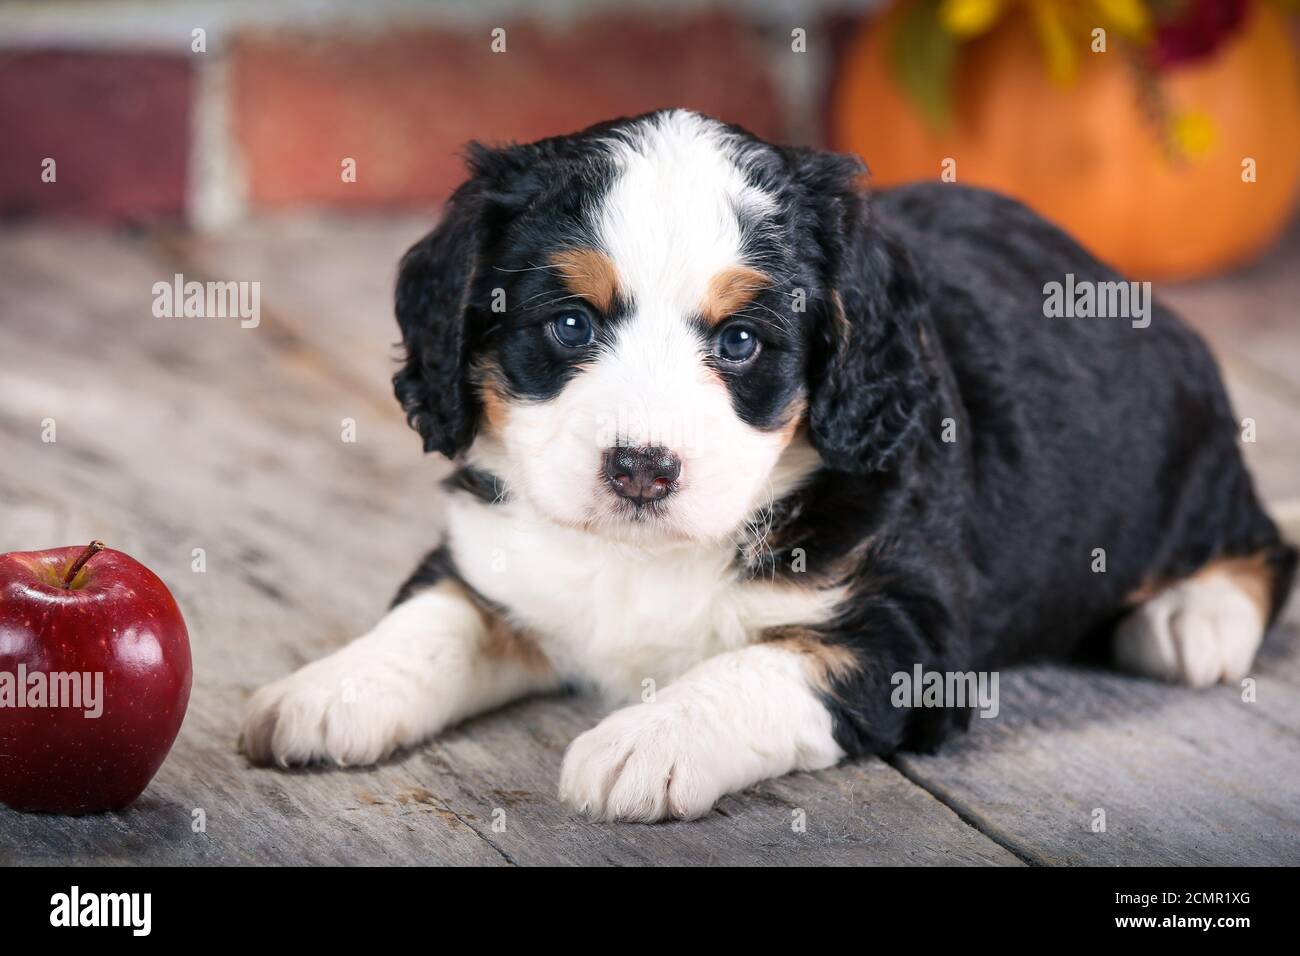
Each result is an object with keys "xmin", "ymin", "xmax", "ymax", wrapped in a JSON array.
[{"xmin": 395, "ymin": 110, "xmax": 927, "ymax": 544}]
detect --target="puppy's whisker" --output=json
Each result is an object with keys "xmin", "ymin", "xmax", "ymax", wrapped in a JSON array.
[
  {"xmin": 519, "ymin": 291, "xmax": 588, "ymax": 311},
  {"xmin": 493, "ymin": 262, "xmax": 562, "ymax": 274},
  {"xmin": 736, "ymin": 300, "xmax": 795, "ymax": 334}
]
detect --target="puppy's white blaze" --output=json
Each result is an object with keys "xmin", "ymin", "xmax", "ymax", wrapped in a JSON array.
[{"xmin": 598, "ymin": 110, "xmax": 776, "ymax": 317}]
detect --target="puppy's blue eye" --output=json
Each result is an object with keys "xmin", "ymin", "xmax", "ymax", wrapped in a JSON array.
[
  {"xmin": 717, "ymin": 324, "xmax": 759, "ymax": 363},
  {"xmin": 551, "ymin": 311, "xmax": 593, "ymax": 348}
]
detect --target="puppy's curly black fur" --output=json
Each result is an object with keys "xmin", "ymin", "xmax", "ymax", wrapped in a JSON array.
[{"xmin": 758, "ymin": 180, "xmax": 1295, "ymax": 755}]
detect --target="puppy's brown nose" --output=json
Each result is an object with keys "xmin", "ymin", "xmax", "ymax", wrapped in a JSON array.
[{"xmin": 603, "ymin": 445, "xmax": 681, "ymax": 505}]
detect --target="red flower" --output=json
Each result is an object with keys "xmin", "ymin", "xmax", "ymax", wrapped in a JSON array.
[{"xmin": 1153, "ymin": 0, "xmax": 1249, "ymax": 67}]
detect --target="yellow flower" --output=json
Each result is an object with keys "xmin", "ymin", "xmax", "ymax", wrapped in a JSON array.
[
  {"xmin": 939, "ymin": 0, "xmax": 1007, "ymax": 37},
  {"xmin": 1028, "ymin": 0, "xmax": 1076, "ymax": 86},
  {"xmin": 1092, "ymin": 0, "xmax": 1150, "ymax": 40},
  {"xmin": 1171, "ymin": 111, "xmax": 1217, "ymax": 160}
]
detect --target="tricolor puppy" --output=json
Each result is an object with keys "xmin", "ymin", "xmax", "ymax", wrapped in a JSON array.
[{"xmin": 241, "ymin": 110, "xmax": 1296, "ymax": 822}]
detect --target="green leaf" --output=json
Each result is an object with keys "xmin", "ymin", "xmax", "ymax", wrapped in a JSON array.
[{"xmin": 892, "ymin": 0, "xmax": 958, "ymax": 131}]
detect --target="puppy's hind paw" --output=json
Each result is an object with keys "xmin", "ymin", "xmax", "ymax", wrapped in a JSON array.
[{"xmin": 1115, "ymin": 571, "xmax": 1265, "ymax": 688}]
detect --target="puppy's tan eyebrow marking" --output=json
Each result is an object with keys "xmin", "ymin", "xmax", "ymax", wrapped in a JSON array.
[
  {"xmin": 550, "ymin": 248, "xmax": 621, "ymax": 313},
  {"xmin": 701, "ymin": 266, "xmax": 773, "ymax": 326}
]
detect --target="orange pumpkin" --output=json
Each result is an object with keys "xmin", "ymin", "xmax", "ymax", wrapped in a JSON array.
[{"xmin": 830, "ymin": 2, "xmax": 1300, "ymax": 278}]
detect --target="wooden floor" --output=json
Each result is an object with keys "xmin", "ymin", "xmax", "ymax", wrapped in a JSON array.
[{"xmin": 1, "ymin": 216, "xmax": 1298, "ymax": 866}]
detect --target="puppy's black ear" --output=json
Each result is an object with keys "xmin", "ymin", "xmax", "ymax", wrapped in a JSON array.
[
  {"xmin": 393, "ymin": 183, "xmax": 482, "ymax": 458},
  {"xmin": 393, "ymin": 143, "xmax": 541, "ymax": 458},
  {"xmin": 790, "ymin": 149, "xmax": 930, "ymax": 475}
]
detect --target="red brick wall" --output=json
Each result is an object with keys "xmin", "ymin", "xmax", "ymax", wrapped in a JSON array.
[
  {"xmin": 0, "ymin": 52, "xmax": 193, "ymax": 223},
  {"xmin": 232, "ymin": 12, "xmax": 784, "ymax": 210},
  {"xmin": 0, "ymin": 9, "xmax": 794, "ymax": 224}
]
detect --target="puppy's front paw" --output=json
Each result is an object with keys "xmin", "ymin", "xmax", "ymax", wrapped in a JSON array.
[
  {"xmin": 559, "ymin": 702, "xmax": 727, "ymax": 822},
  {"xmin": 240, "ymin": 653, "xmax": 414, "ymax": 768}
]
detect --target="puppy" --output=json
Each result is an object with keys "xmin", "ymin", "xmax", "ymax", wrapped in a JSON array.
[{"xmin": 241, "ymin": 109, "xmax": 1296, "ymax": 822}]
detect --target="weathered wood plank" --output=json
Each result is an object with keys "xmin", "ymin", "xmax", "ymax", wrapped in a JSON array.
[
  {"xmin": 891, "ymin": 599, "xmax": 1300, "ymax": 866},
  {"xmin": 160, "ymin": 217, "xmax": 431, "ymax": 410},
  {"xmin": 1237, "ymin": 607, "xmax": 1300, "ymax": 735},
  {"xmin": 394, "ymin": 695, "xmax": 1021, "ymax": 866}
]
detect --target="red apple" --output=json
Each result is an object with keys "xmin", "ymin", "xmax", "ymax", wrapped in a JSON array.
[{"xmin": 0, "ymin": 542, "xmax": 192, "ymax": 814}]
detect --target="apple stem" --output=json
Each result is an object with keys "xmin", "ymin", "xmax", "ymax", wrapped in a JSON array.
[{"xmin": 62, "ymin": 540, "xmax": 105, "ymax": 588}]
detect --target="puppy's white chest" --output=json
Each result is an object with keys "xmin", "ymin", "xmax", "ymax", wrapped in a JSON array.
[{"xmin": 446, "ymin": 497, "xmax": 836, "ymax": 700}]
